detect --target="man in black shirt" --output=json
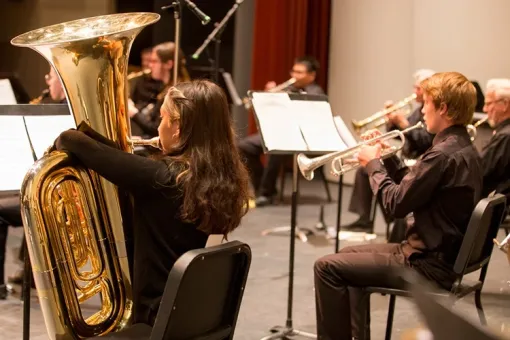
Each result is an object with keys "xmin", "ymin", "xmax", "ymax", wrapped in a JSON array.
[
  {"xmin": 480, "ymin": 78, "xmax": 510, "ymax": 200},
  {"xmin": 314, "ymin": 72, "xmax": 481, "ymax": 340},
  {"xmin": 238, "ymin": 56, "xmax": 324, "ymax": 207},
  {"xmin": 345, "ymin": 69, "xmax": 435, "ymax": 230}
]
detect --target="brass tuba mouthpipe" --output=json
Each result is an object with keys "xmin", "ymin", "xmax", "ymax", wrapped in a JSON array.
[
  {"xmin": 128, "ymin": 136, "xmax": 161, "ymax": 150},
  {"xmin": 351, "ymin": 93, "xmax": 417, "ymax": 134},
  {"xmin": 298, "ymin": 122, "xmax": 424, "ymax": 181}
]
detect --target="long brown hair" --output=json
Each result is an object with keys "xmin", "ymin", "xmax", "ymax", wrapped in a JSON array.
[{"xmin": 161, "ymin": 79, "xmax": 250, "ymax": 236}]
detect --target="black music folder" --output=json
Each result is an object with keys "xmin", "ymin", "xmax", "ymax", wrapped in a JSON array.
[{"xmin": 249, "ymin": 92, "xmax": 356, "ymax": 154}]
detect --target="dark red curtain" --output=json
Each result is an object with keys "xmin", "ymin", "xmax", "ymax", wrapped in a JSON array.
[{"xmin": 248, "ymin": 0, "xmax": 331, "ymax": 134}]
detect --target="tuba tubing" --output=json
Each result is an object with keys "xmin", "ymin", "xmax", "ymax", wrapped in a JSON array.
[{"xmin": 12, "ymin": 12, "xmax": 160, "ymax": 340}]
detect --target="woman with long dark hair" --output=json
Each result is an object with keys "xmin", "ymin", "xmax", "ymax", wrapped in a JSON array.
[{"xmin": 54, "ymin": 79, "xmax": 251, "ymax": 325}]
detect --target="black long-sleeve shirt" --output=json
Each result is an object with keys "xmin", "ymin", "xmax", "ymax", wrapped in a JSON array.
[
  {"xmin": 366, "ymin": 125, "xmax": 482, "ymax": 287},
  {"xmin": 480, "ymin": 118, "xmax": 510, "ymax": 199},
  {"xmin": 55, "ymin": 129, "xmax": 208, "ymax": 325},
  {"xmin": 387, "ymin": 105, "xmax": 435, "ymax": 159}
]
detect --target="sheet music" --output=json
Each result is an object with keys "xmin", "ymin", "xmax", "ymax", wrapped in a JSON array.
[
  {"xmin": 24, "ymin": 115, "xmax": 76, "ymax": 159},
  {"xmin": 0, "ymin": 116, "xmax": 37, "ymax": 190},
  {"xmin": 0, "ymin": 79, "xmax": 18, "ymax": 104},
  {"xmin": 333, "ymin": 116, "xmax": 358, "ymax": 148},
  {"xmin": 291, "ymin": 100, "xmax": 347, "ymax": 152},
  {"xmin": 251, "ymin": 93, "xmax": 308, "ymax": 152}
]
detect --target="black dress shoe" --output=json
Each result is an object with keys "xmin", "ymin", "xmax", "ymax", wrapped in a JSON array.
[
  {"xmin": 342, "ymin": 218, "xmax": 373, "ymax": 231},
  {"xmin": 255, "ymin": 195, "xmax": 274, "ymax": 207},
  {"xmin": 0, "ymin": 284, "xmax": 7, "ymax": 300}
]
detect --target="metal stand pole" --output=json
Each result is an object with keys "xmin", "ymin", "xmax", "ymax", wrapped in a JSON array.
[{"xmin": 260, "ymin": 154, "xmax": 316, "ymax": 340}]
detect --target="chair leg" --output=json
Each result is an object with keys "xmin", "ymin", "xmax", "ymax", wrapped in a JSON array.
[
  {"xmin": 320, "ymin": 169, "xmax": 332, "ymax": 203},
  {"xmin": 474, "ymin": 289, "xmax": 487, "ymax": 325},
  {"xmin": 385, "ymin": 295, "xmax": 396, "ymax": 340}
]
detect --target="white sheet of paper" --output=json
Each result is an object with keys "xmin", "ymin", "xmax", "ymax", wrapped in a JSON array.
[
  {"xmin": 291, "ymin": 100, "xmax": 347, "ymax": 152},
  {"xmin": 333, "ymin": 116, "xmax": 358, "ymax": 148},
  {"xmin": 24, "ymin": 115, "xmax": 76, "ymax": 159},
  {"xmin": 0, "ymin": 79, "xmax": 18, "ymax": 104},
  {"xmin": 0, "ymin": 116, "xmax": 37, "ymax": 190},
  {"xmin": 251, "ymin": 93, "xmax": 308, "ymax": 152}
]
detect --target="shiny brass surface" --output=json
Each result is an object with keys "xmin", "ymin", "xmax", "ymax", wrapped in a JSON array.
[
  {"xmin": 351, "ymin": 93, "xmax": 417, "ymax": 134},
  {"xmin": 298, "ymin": 122, "xmax": 424, "ymax": 180},
  {"xmin": 12, "ymin": 12, "xmax": 160, "ymax": 340},
  {"xmin": 128, "ymin": 136, "xmax": 161, "ymax": 150}
]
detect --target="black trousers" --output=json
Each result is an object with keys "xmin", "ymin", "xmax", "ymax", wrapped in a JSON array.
[
  {"xmin": 0, "ymin": 191, "xmax": 23, "ymax": 285},
  {"xmin": 314, "ymin": 243, "xmax": 409, "ymax": 340},
  {"xmin": 238, "ymin": 133, "xmax": 285, "ymax": 196}
]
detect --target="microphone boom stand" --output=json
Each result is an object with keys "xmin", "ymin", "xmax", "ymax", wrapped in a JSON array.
[{"xmin": 192, "ymin": 0, "xmax": 244, "ymax": 83}]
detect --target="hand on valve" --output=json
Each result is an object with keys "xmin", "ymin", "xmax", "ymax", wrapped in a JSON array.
[{"xmin": 357, "ymin": 144, "xmax": 382, "ymax": 167}]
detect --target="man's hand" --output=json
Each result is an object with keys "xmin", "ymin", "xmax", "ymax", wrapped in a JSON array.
[
  {"xmin": 128, "ymin": 98, "xmax": 139, "ymax": 118},
  {"xmin": 264, "ymin": 81, "xmax": 277, "ymax": 91},
  {"xmin": 357, "ymin": 144, "xmax": 382, "ymax": 167},
  {"xmin": 360, "ymin": 128, "xmax": 383, "ymax": 141},
  {"xmin": 387, "ymin": 111, "xmax": 410, "ymax": 129}
]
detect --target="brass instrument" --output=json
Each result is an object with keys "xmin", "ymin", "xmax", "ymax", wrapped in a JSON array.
[
  {"xmin": 352, "ymin": 93, "xmax": 417, "ymax": 134},
  {"xmin": 242, "ymin": 77, "xmax": 297, "ymax": 109},
  {"xmin": 12, "ymin": 12, "xmax": 160, "ymax": 340},
  {"xmin": 129, "ymin": 136, "xmax": 161, "ymax": 150},
  {"xmin": 466, "ymin": 117, "xmax": 487, "ymax": 141},
  {"xmin": 298, "ymin": 122, "xmax": 424, "ymax": 180},
  {"xmin": 127, "ymin": 68, "xmax": 151, "ymax": 80},
  {"xmin": 29, "ymin": 88, "xmax": 50, "ymax": 104}
]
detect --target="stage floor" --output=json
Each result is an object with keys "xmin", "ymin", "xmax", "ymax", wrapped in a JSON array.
[{"xmin": 2, "ymin": 176, "xmax": 510, "ymax": 339}]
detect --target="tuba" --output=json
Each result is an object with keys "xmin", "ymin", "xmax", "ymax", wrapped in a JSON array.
[{"xmin": 11, "ymin": 12, "xmax": 160, "ymax": 340}]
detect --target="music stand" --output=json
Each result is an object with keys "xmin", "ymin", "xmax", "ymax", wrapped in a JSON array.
[
  {"xmin": 0, "ymin": 103, "xmax": 71, "ymax": 340},
  {"xmin": 249, "ymin": 92, "xmax": 351, "ymax": 339}
]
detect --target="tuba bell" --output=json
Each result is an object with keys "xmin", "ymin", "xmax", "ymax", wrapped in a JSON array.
[{"xmin": 11, "ymin": 12, "xmax": 160, "ymax": 340}]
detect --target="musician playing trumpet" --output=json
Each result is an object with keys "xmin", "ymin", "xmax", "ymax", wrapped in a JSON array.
[
  {"xmin": 238, "ymin": 56, "xmax": 324, "ymax": 207},
  {"xmin": 480, "ymin": 78, "xmax": 510, "ymax": 201},
  {"xmin": 345, "ymin": 69, "xmax": 435, "ymax": 231},
  {"xmin": 314, "ymin": 72, "xmax": 482, "ymax": 340}
]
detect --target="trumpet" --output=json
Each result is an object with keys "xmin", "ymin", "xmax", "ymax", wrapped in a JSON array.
[
  {"xmin": 298, "ymin": 122, "xmax": 424, "ymax": 180},
  {"xmin": 352, "ymin": 93, "xmax": 417, "ymax": 134},
  {"xmin": 127, "ymin": 68, "xmax": 151, "ymax": 80},
  {"xmin": 242, "ymin": 78, "xmax": 297, "ymax": 109},
  {"xmin": 466, "ymin": 116, "xmax": 488, "ymax": 141},
  {"xmin": 29, "ymin": 88, "xmax": 50, "ymax": 104}
]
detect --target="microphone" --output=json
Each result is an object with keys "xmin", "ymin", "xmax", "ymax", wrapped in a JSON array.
[{"xmin": 161, "ymin": 1, "xmax": 211, "ymax": 26}]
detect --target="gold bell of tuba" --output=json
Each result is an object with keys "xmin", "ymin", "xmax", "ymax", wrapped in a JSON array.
[{"xmin": 11, "ymin": 12, "xmax": 160, "ymax": 340}]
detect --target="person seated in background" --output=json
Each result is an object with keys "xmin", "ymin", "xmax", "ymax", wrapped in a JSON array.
[
  {"xmin": 480, "ymin": 78, "xmax": 510, "ymax": 202},
  {"xmin": 314, "ymin": 72, "xmax": 481, "ymax": 340},
  {"xmin": 3, "ymin": 65, "xmax": 67, "ymax": 293},
  {"xmin": 344, "ymin": 69, "xmax": 435, "ymax": 231},
  {"xmin": 238, "ymin": 56, "xmax": 324, "ymax": 207},
  {"xmin": 129, "ymin": 41, "xmax": 190, "ymax": 140},
  {"xmin": 54, "ymin": 79, "xmax": 250, "ymax": 325}
]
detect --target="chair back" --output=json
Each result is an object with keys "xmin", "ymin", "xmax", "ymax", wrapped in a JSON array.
[
  {"xmin": 453, "ymin": 194, "xmax": 507, "ymax": 276},
  {"xmin": 150, "ymin": 240, "xmax": 251, "ymax": 340}
]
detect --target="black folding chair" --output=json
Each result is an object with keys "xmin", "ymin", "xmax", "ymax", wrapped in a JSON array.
[
  {"xmin": 360, "ymin": 194, "xmax": 507, "ymax": 340},
  {"xmin": 92, "ymin": 240, "xmax": 251, "ymax": 340}
]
